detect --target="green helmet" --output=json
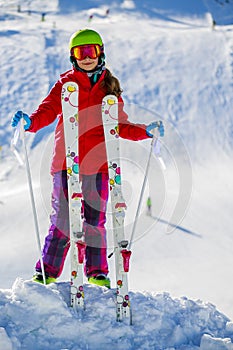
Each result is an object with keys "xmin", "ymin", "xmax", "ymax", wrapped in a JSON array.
[{"xmin": 69, "ymin": 29, "xmax": 103, "ymax": 50}]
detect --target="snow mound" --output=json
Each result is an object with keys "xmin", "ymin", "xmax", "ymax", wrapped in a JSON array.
[{"xmin": 0, "ymin": 278, "xmax": 233, "ymax": 350}]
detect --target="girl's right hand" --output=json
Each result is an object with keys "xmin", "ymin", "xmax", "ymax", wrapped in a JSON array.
[{"xmin": 11, "ymin": 111, "xmax": 31, "ymax": 130}]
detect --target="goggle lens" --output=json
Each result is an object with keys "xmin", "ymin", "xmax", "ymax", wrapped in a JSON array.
[{"xmin": 72, "ymin": 44, "xmax": 101, "ymax": 60}]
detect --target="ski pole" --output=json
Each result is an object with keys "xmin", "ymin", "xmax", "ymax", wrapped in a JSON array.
[
  {"xmin": 128, "ymin": 134, "xmax": 159, "ymax": 250},
  {"xmin": 12, "ymin": 120, "xmax": 46, "ymax": 285}
]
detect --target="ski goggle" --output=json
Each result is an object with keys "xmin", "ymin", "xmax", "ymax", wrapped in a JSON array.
[{"xmin": 71, "ymin": 44, "xmax": 102, "ymax": 60}]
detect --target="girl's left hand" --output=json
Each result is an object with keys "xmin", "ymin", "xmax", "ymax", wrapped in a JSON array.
[{"xmin": 146, "ymin": 121, "xmax": 164, "ymax": 137}]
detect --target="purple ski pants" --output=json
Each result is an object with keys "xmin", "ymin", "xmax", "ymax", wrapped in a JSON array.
[{"xmin": 36, "ymin": 171, "xmax": 109, "ymax": 278}]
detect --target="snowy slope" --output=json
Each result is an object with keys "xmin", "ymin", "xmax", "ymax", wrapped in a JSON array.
[{"xmin": 0, "ymin": 0, "xmax": 233, "ymax": 348}]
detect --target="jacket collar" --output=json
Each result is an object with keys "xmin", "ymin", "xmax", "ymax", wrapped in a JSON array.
[{"xmin": 62, "ymin": 67, "xmax": 106, "ymax": 90}]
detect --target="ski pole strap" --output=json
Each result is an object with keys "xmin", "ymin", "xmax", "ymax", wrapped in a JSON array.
[
  {"xmin": 11, "ymin": 123, "xmax": 24, "ymax": 166},
  {"xmin": 153, "ymin": 130, "xmax": 166, "ymax": 171}
]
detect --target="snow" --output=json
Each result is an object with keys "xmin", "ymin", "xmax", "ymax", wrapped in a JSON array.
[
  {"xmin": 0, "ymin": 0, "xmax": 233, "ymax": 348},
  {"xmin": 1, "ymin": 278, "xmax": 233, "ymax": 350}
]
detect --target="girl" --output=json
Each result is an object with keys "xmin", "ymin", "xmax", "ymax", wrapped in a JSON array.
[{"xmin": 11, "ymin": 29, "xmax": 164, "ymax": 287}]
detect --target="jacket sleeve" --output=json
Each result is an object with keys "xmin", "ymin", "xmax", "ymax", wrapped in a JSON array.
[
  {"xmin": 28, "ymin": 80, "xmax": 62, "ymax": 132},
  {"xmin": 118, "ymin": 96, "xmax": 149, "ymax": 141}
]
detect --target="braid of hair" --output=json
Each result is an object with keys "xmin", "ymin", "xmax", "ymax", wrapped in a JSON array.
[{"xmin": 101, "ymin": 68, "xmax": 123, "ymax": 97}]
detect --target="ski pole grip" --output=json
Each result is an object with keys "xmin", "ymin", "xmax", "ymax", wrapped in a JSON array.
[{"xmin": 154, "ymin": 121, "xmax": 162, "ymax": 139}]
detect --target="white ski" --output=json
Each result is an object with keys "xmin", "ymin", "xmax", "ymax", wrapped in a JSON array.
[
  {"xmin": 61, "ymin": 82, "xmax": 85, "ymax": 309},
  {"xmin": 102, "ymin": 95, "xmax": 132, "ymax": 324}
]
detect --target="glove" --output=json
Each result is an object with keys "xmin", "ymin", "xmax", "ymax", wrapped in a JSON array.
[
  {"xmin": 146, "ymin": 121, "xmax": 164, "ymax": 138},
  {"xmin": 11, "ymin": 111, "xmax": 31, "ymax": 130}
]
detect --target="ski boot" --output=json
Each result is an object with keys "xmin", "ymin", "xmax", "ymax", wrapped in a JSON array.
[
  {"xmin": 32, "ymin": 272, "xmax": 56, "ymax": 285},
  {"xmin": 88, "ymin": 274, "xmax": 110, "ymax": 289}
]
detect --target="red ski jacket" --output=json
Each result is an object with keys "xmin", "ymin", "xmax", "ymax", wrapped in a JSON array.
[{"xmin": 28, "ymin": 68, "xmax": 149, "ymax": 175}]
